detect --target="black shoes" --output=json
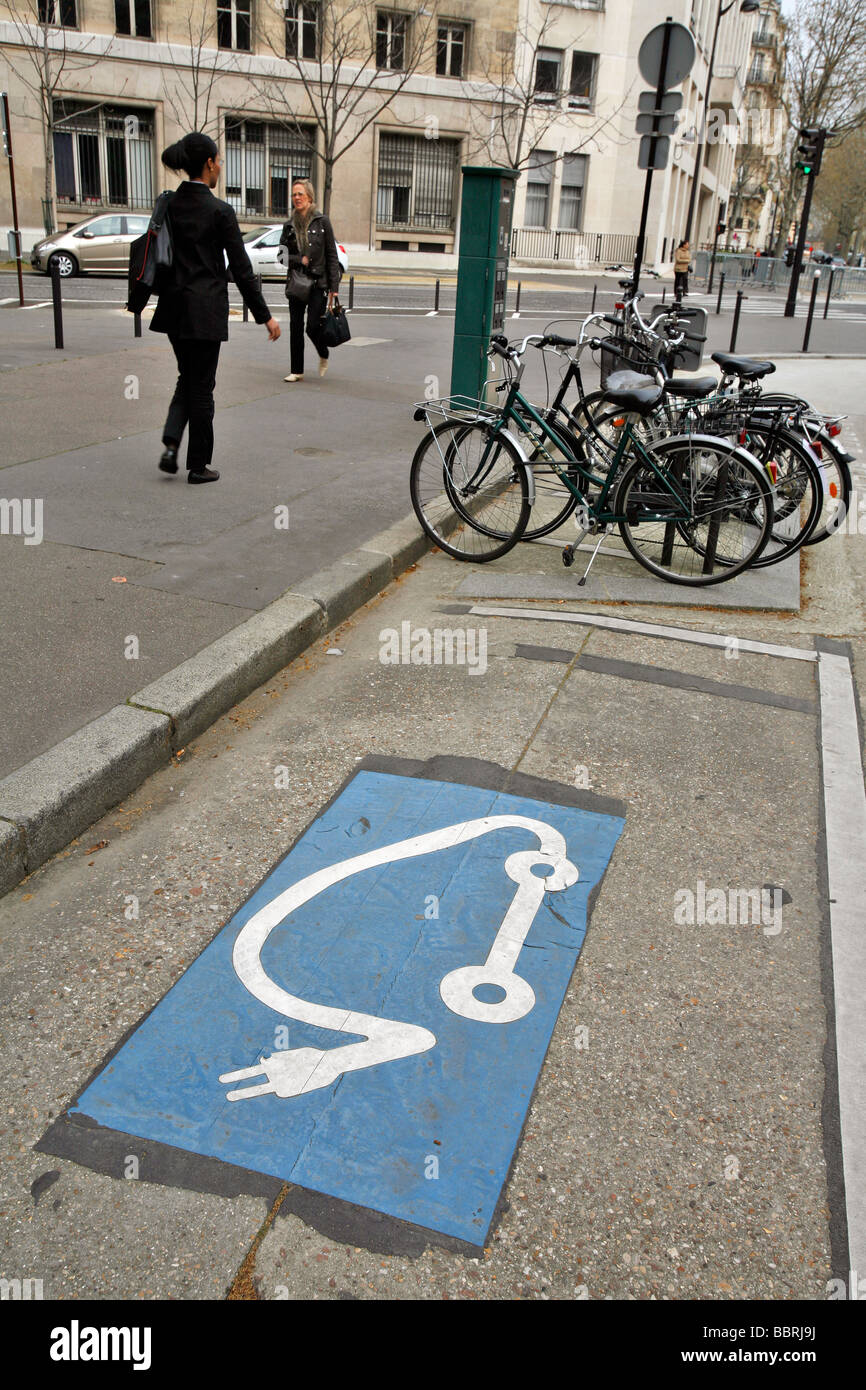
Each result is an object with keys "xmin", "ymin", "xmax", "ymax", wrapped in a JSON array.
[
  {"xmin": 160, "ymin": 447, "xmax": 219, "ymax": 483},
  {"xmin": 188, "ymin": 467, "xmax": 220, "ymax": 484},
  {"xmin": 158, "ymin": 445, "xmax": 179, "ymax": 473}
]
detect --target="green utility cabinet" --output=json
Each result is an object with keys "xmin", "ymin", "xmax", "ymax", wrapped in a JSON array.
[{"xmin": 450, "ymin": 166, "xmax": 518, "ymax": 400}]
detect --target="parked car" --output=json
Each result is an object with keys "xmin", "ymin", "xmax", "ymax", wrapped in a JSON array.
[
  {"xmin": 30, "ymin": 212, "xmax": 151, "ymax": 277},
  {"xmin": 811, "ymin": 250, "xmax": 847, "ymax": 268},
  {"xmin": 227, "ymin": 224, "xmax": 349, "ymax": 281}
]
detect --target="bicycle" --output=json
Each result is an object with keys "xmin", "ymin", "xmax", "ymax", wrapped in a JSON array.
[{"xmin": 410, "ymin": 335, "xmax": 776, "ymax": 587}]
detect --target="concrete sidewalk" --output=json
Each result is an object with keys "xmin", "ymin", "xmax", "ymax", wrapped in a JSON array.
[{"xmin": 1, "ymin": 518, "xmax": 863, "ymax": 1300}]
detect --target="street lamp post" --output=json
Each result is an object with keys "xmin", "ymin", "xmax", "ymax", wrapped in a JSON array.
[{"xmin": 682, "ymin": 0, "xmax": 760, "ymax": 245}]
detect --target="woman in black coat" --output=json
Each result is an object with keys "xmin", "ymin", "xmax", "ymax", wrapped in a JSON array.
[
  {"xmin": 151, "ymin": 132, "xmax": 281, "ymax": 483},
  {"xmin": 278, "ymin": 179, "xmax": 341, "ymax": 382}
]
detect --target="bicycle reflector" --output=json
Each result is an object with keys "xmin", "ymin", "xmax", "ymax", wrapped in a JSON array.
[
  {"xmin": 812, "ymin": 440, "xmax": 824, "ymax": 458},
  {"xmin": 828, "ymin": 423, "xmax": 842, "ymax": 437},
  {"xmin": 615, "ymin": 302, "xmax": 625, "ymax": 310},
  {"xmin": 767, "ymin": 460, "xmax": 778, "ymax": 484}
]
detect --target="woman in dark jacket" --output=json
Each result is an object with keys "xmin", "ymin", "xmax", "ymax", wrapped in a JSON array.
[
  {"xmin": 278, "ymin": 180, "xmax": 341, "ymax": 382},
  {"xmin": 151, "ymin": 132, "xmax": 281, "ymax": 483}
]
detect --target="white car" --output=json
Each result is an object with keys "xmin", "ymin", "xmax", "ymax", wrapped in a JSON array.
[{"xmin": 229, "ymin": 224, "xmax": 348, "ymax": 280}]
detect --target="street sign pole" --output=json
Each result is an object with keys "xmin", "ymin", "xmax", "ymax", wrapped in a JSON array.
[
  {"xmin": 630, "ymin": 19, "xmax": 674, "ymax": 293},
  {"xmin": 1, "ymin": 92, "xmax": 25, "ymax": 308},
  {"xmin": 784, "ymin": 128, "xmax": 827, "ymax": 318}
]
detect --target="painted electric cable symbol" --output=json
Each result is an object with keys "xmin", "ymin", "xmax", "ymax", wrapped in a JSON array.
[{"xmin": 219, "ymin": 815, "xmax": 579, "ymax": 1102}]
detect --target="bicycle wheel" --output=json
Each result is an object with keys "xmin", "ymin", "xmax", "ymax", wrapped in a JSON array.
[
  {"xmin": 616, "ymin": 435, "xmax": 773, "ymax": 586},
  {"xmin": 736, "ymin": 425, "xmax": 822, "ymax": 567},
  {"xmin": 410, "ymin": 420, "xmax": 531, "ymax": 563},
  {"xmin": 805, "ymin": 444, "xmax": 853, "ymax": 544}
]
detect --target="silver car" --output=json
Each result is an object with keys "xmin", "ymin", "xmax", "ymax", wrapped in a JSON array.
[{"xmin": 30, "ymin": 212, "xmax": 151, "ymax": 277}]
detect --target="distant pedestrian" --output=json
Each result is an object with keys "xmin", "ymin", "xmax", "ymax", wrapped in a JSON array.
[
  {"xmin": 674, "ymin": 240, "xmax": 691, "ymax": 298},
  {"xmin": 279, "ymin": 180, "xmax": 341, "ymax": 383},
  {"xmin": 151, "ymin": 131, "xmax": 281, "ymax": 484}
]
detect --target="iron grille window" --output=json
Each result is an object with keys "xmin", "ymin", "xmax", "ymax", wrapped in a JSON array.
[
  {"xmin": 436, "ymin": 23, "xmax": 467, "ymax": 78},
  {"xmin": 534, "ymin": 48, "xmax": 562, "ymax": 100},
  {"xmin": 38, "ymin": 0, "xmax": 77, "ymax": 24},
  {"xmin": 376, "ymin": 133, "xmax": 458, "ymax": 230},
  {"xmin": 285, "ymin": 0, "xmax": 320, "ymax": 59},
  {"xmin": 224, "ymin": 117, "xmax": 315, "ymax": 218},
  {"xmin": 115, "ymin": 1, "xmax": 152, "ymax": 37},
  {"xmin": 524, "ymin": 151, "xmax": 553, "ymax": 227},
  {"xmin": 569, "ymin": 52, "xmax": 597, "ymax": 107},
  {"xmin": 558, "ymin": 153, "xmax": 587, "ymax": 230},
  {"xmin": 377, "ymin": 12, "xmax": 408, "ymax": 70},
  {"xmin": 52, "ymin": 101, "xmax": 154, "ymax": 208},
  {"xmin": 218, "ymin": 0, "xmax": 251, "ymax": 52}
]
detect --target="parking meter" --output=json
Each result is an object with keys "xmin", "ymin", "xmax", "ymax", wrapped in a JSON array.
[{"xmin": 450, "ymin": 166, "xmax": 518, "ymax": 401}]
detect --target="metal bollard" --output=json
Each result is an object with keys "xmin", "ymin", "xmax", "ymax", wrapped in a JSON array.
[
  {"xmin": 729, "ymin": 290, "xmax": 745, "ymax": 352},
  {"xmin": 661, "ymin": 286, "xmax": 666, "ymax": 304},
  {"xmin": 50, "ymin": 260, "xmax": 64, "ymax": 349},
  {"xmin": 716, "ymin": 272, "xmax": 725, "ymax": 316},
  {"xmin": 803, "ymin": 270, "xmax": 821, "ymax": 353},
  {"xmin": 134, "ymin": 312, "xmax": 142, "ymax": 338},
  {"xmin": 434, "ymin": 278, "xmax": 440, "ymax": 312},
  {"xmin": 823, "ymin": 269, "xmax": 835, "ymax": 321},
  {"xmin": 515, "ymin": 280, "xmax": 522, "ymax": 315},
  {"xmin": 348, "ymin": 274, "xmax": 354, "ymax": 311},
  {"xmin": 591, "ymin": 283, "xmax": 597, "ymax": 314}
]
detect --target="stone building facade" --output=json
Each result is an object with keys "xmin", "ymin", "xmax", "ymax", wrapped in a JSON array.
[
  {"xmin": 0, "ymin": 0, "xmax": 758, "ymax": 266},
  {"xmin": 0, "ymin": 0, "xmax": 517, "ymax": 252},
  {"xmin": 727, "ymin": 0, "xmax": 788, "ymax": 252}
]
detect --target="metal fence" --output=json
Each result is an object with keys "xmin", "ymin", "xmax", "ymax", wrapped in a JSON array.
[
  {"xmin": 511, "ymin": 228, "xmax": 638, "ymax": 265},
  {"xmin": 692, "ymin": 250, "xmax": 866, "ymax": 298}
]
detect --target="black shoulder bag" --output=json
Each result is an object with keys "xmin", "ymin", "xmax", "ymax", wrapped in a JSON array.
[{"xmin": 126, "ymin": 191, "xmax": 174, "ymax": 314}]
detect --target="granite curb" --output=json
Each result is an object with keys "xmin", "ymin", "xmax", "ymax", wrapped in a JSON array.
[{"xmin": 0, "ymin": 512, "xmax": 430, "ymax": 897}]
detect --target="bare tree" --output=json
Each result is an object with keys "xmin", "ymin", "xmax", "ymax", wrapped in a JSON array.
[
  {"xmin": 772, "ymin": 0, "xmax": 866, "ymax": 257},
  {"xmin": 3, "ymin": 0, "xmax": 114, "ymax": 232},
  {"xmin": 248, "ymin": 0, "xmax": 435, "ymax": 215},
  {"xmin": 813, "ymin": 128, "xmax": 866, "ymax": 257},
  {"xmin": 162, "ymin": 2, "xmax": 226, "ymax": 137},
  {"xmin": 467, "ymin": 13, "xmax": 629, "ymax": 177}
]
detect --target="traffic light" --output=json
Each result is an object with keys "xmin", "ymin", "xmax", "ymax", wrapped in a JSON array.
[
  {"xmin": 796, "ymin": 128, "xmax": 826, "ymax": 177},
  {"xmin": 785, "ymin": 245, "xmax": 795, "ymax": 267},
  {"xmin": 716, "ymin": 221, "xmax": 727, "ymax": 236}
]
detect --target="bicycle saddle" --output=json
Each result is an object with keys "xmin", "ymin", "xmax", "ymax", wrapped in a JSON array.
[
  {"xmin": 711, "ymin": 352, "xmax": 776, "ymax": 379},
  {"xmin": 664, "ymin": 376, "xmax": 717, "ymax": 399},
  {"xmin": 602, "ymin": 373, "xmax": 665, "ymax": 414}
]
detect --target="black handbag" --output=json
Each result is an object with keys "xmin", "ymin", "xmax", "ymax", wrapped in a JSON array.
[
  {"xmin": 319, "ymin": 298, "xmax": 351, "ymax": 348},
  {"xmin": 126, "ymin": 191, "xmax": 174, "ymax": 313},
  {"xmin": 285, "ymin": 268, "xmax": 314, "ymax": 303}
]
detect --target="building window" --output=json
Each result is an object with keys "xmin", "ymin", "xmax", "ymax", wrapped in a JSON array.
[
  {"xmin": 115, "ymin": 1, "xmax": 153, "ymax": 38},
  {"xmin": 569, "ymin": 52, "xmax": 597, "ymax": 108},
  {"xmin": 218, "ymin": 0, "xmax": 251, "ymax": 52},
  {"xmin": 524, "ymin": 150, "xmax": 553, "ymax": 226},
  {"xmin": 38, "ymin": 0, "xmax": 77, "ymax": 24},
  {"xmin": 376, "ymin": 132, "xmax": 458, "ymax": 229},
  {"xmin": 376, "ymin": 12, "xmax": 408, "ymax": 71},
  {"xmin": 558, "ymin": 153, "xmax": 587, "ymax": 230},
  {"xmin": 53, "ymin": 101, "xmax": 154, "ymax": 208},
  {"xmin": 285, "ymin": 0, "xmax": 319, "ymax": 59},
  {"xmin": 224, "ymin": 118, "xmax": 315, "ymax": 218},
  {"xmin": 748, "ymin": 53, "xmax": 764, "ymax": 82},
  {"xmin": 534, "ymin": 48, "xmax": 563, "ymax": 101},
  {"xmin": 436, "ymin": 22, "xmax": 467, "ymax": 78}
]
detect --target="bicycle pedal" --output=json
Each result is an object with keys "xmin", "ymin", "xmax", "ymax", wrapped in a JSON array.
[{"xmin": 562, "ymin": 545, "xmax": 576, "ymax": 568}]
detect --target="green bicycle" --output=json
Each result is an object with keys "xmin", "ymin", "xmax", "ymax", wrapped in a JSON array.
[{"xmin": 410, "ymin": 334, "xmax": 776, "ymax": 587}]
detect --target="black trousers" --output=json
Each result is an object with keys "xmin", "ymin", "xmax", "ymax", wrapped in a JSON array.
[
  {"xmin": 288, "ymin": 286, "xmax": 328, "ymax": 374},
  {"xmin": 674, "ymin": 271, "xmax": 689, "ymax": 297},
  {"xmin": 163, "ymin": 337, "xmax": 222, "ymax": 472}
]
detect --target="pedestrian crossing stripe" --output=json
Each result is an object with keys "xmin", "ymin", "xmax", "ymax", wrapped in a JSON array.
[{"xmin": 58, "ymin": 757, "xmax": 626, "ymax": 1247}]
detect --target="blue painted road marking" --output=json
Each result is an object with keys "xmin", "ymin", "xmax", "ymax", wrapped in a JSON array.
[{"xmin": 72, "ymin": 771, "xmax": 624, "ymax": 1244}]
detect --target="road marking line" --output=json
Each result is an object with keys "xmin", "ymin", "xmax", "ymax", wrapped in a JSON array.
[
  {"xmin": 817, "ymin": 649, "xmax": 866, "ymax": 1276},
  {"xmin": 466, "ymin": 605, "xmax": 818, "ymax": 661},
  {"xmin": 21, "ymin": 301, "xmax": 51, "ymax": 309}
]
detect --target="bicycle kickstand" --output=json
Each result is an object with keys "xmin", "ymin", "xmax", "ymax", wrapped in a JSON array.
[
  {"xmin": 561, "ymin": 525, "xmax": 589, "ymax": 569},
  {"xmin": 571, "ymin": 524, "xmax": 613, "ymax": 587}
]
